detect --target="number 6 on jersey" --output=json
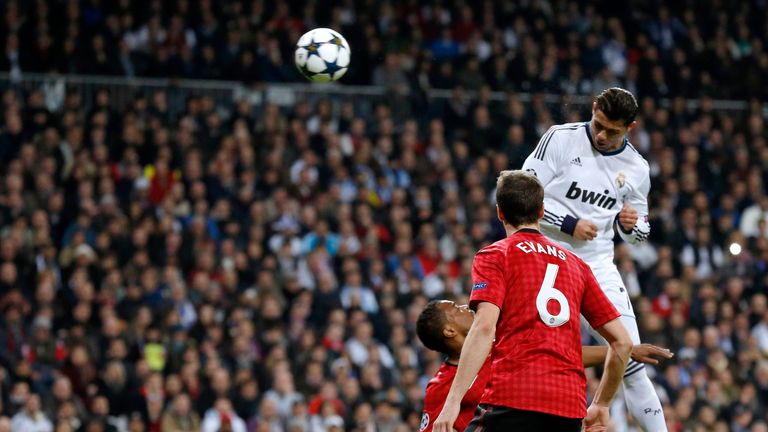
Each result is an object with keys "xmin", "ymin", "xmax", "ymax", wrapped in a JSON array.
[{"xmin": 536, "ymin": 264, "xmax": 570, "ymax": 327}]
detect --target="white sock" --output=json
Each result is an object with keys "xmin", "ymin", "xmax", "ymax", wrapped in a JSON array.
[
  {"xmin": 619, "ymin": 315, "xmax": 668, "ymax": 432},
  {"xmin": 582, "ymin": 314, "xmax": 668, "ymax": 432},
  {"xmin": 610, "ymin": 387, "xmax": 629, "ymax": 432},
  {"xmin": 622, "ymin": 363, "xmax": 667, "ymax": 431}
]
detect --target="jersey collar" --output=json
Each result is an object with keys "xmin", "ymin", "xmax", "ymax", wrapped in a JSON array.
[
  {"xmin": 516, "ymin": 228, "xmax": 540, "ymax": 234},
  {"xmin": 585, "ymin": 121, "xmax": 628, "ymax": 156}
]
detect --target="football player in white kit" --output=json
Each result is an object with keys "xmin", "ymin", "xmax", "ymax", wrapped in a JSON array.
[{"xmin": 522, "ymin": 88, "xmax": 667, "ymax": 432}]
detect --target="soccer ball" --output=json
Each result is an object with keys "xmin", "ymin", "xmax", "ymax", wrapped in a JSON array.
[{"xmin": 294, "ymin": 28, "xmax": 351, "ymax": 83}]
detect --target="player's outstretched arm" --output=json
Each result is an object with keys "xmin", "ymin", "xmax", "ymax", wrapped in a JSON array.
[
  {"xmin": 433, "ymin": 302, "xmax": 500, "ymax": 432},
  {"xmin": 630, "ymin": 343, "xmax": 674, "ymax": 364},
  {"xmin": 582, "ymin": 343, "xmax": 673, "ymax": 368},
  {"xmin": 584, "ymin": 318, "xmax": 633, "ymax": 431}
]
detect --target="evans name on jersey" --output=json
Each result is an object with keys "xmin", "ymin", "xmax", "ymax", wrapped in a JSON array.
[{"xmin": 515, "ymin": 240, "xmax": 567, "ymax": 261}]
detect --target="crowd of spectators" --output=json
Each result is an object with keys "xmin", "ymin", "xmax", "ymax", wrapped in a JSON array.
[
  {"xmin": 2, "ymin": 0, "xmax": 768, "ymax": 101},
  {"xmin": 1, "ymin": 0, "xmax": 768, "ymax": 432}
]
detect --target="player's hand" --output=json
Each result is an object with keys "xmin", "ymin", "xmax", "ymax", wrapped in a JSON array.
[
  {"xmin": 433, "ymin": 402, "xmax": 460, "ymax": 432},
  {"xmin": 631, "ymin": 344, "xmax": 674, "ymax": 365},
  {"xmin": 574, "ymin": 219, "xmax": 598, "ymax": 241},
  {"xmin": 583, "ymin": 404, "xmax": 610, "ymax": 432},
  {"xmin": 618, "ymin": 203, "xmax": 638, "ymax": 232}
]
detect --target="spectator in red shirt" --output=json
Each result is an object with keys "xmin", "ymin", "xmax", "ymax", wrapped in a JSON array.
[
  {"xmin": 653, "ymin": 278, "xmax": 690, "ymax": 319},
  {"xmin": 308, "ymin": 381, "xmax": 345, "ymax": 417},
  {"xmin": 433, "ymin": 170, "xmax": 633, "ymax": 431},
  {"xmin": 148, "ymin": 160, "xmax": 176, "ymax": 204}
]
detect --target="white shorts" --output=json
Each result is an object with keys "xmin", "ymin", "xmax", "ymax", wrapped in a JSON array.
[
  {"xmin": 590, "ymin": 263, "xmax": 635, "ymax": 318},
  {"xmin": 582, "ymin": 313, "xmax": 642, "ymax": 345},
  {"xmin": 582, "ymin": 265, "xmax": 643, "ymax": 353}
]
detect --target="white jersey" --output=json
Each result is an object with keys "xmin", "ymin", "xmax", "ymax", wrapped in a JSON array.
[{"xmin": 522, "ymin": 122, "xmax": 651, "ymax": 268}]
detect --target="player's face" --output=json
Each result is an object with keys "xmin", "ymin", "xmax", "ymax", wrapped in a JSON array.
[
  {"xmin": 439, "ymin": 301, "xmax": 475, "ymax": 336},
  {"xmin": 590, "ymin": 109, "xmax": 628, "ymax": 151}
]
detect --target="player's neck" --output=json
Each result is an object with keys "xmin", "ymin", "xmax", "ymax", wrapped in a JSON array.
[
  {"xmin": 504, "ymin": 223, "xmax": 539, "ymax": 237},
  {"xmin": 447, "ymin": 338, "xmax": 463, "ymax": 363}
]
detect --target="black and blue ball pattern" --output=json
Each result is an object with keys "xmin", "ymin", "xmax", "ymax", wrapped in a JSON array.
[{"xmin": 295, "ymin": 28, "xmax": 351, "ymax": 82}]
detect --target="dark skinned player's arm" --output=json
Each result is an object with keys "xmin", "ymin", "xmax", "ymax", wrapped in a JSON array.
[{"xmin": 582, "ymin": 344, "xmax": 674, "ymax": 368}]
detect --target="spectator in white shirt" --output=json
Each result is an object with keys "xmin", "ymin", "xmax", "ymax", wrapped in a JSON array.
[
  {"xmin": 345, "ymin": 321, "xmax": 395, "ymax": 369},
  {"xmin": 11, "ymin": 394, "xmax": 53, "ymax": 432},
  {"xmin": 263, "ymin": 366, "xmax": 304, "ymax": 421},
  {"xmin": 340, "ymin": 271, "xmax": 378, "ymax": 314},
  {"xmin": 752, "ymin": 310, "xmax": 768, "ymax": 356},
  {"xmin": 739, "ymin": 195, "xmax": 768, "ymax": 238},
  {"xmin": 201, "ymin": 398, "xmax": 247, "ymax": 432},
  {"xmin": 680, "ymin": 226, "xmax": 724, "ymax": 281}
]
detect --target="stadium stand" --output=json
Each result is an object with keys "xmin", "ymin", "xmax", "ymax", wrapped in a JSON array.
[{"xmin": 1, "ymin": 0, "xmax": 768, "ymax": 431}]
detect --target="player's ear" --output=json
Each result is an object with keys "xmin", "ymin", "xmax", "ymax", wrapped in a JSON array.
[
  {"xmin": 626, "ymin": 120, "xmax": 638, "ymax": 132},
  {"xmin": 538, "ymin": 205, "xmax": 544, "ymax": 221},
  {"xmin": 591, "ymin": 101, "xmax": 597, "ymax": 114},
  {"xmin": 496, "ymin": 205, "xmax": 505, "ymax": 223},
  {"xmin": 442, "ymin": 325, "xmax": 457, "ymax": 339}
]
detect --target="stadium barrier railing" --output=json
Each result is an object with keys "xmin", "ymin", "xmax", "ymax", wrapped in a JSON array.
[{"xmin": 0, "ymin": 72, "xmax": 756, "ymax": 120}]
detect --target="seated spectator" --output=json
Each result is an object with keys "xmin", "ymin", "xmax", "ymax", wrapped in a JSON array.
[
  {"xmin": 752, "ymin": 310, "xmax": 768, "ymax": 356},
  {"xmin": 11, "ymin": 394, "xmax": 52, "ymax": 432},
  {"xmin": 201, "ymin": 398, "xmax": 246, "ymax": 432},
  {"xmin": 740, "ymin": 195, "xmax": 768, "ymax": 238},
  {"xmin": 344, "ymin": 322, "xmax": 395, "ymax": 369},
  {"xmin": 263, "ymin": 367, "xmax": 303, "ymax": 421},
  {"xmin": 680, "ymin": 226, "xmax": 724, "ymax": 281},
  {"xmin": 161, "ymin": 394, "xmax": 200, "ymax": 432},
  {"xmin": 340, "ymin": 271, "xmax": 378, "ymax": 314}
]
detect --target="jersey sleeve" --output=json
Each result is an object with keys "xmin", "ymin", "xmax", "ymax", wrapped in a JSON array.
[
  {"xmin": 420, "ymin": 382, "xmax": 474, "ymax": 432},
  {"xmin": 522, "ymin": 126, "xmax": 567, "ymax": 186},
  {"xmin": 579, "ymin": 261, "xmax": 621, "ymax": 329},
  {"xmin": 469, "ymin": 246, "xmax": 506, "ymax": 311},
  {"xmin": 542, "ymin": 196, "xmax": 581, "ymax": 236},
  {"xmin": 420, "ymin": 397, "xmax": 438, "ymax": 432},
  {"xmin": 522, "ymin": 128, "xmax": 581, "ymax": 236},
  {"xmin": 616, "ymin": 172, "xmax": 651, "ymax": 244}
]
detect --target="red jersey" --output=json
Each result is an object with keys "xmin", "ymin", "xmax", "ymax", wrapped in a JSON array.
[
  {"xmin": 469, "ymin": 229, "xmax": 619, "ymax": 419},
  {"xmin": 421, "ymin": 359, "xmax": 492, "ymax": 432}
]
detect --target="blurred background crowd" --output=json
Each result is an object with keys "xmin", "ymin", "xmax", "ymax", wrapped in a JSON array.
[
  {"xmin": 3, "ymin": 0, "xmax": 768, "ymax": 100},
  {"xmin": 1, "ymin": 0, "xmax": 768, "ymax": 431}
]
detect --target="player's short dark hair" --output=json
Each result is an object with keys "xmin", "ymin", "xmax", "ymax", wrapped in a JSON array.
[
  {"xmin": 416, "ymin": 300, "xmax": 450, "ymax": 354},
  {"xmin": 496, "ymin": 170, "xmax": 543, "ymax": 227},
  {"xmin": 594, "ymin": 87, "xmax": 638, "ymax": 126}
]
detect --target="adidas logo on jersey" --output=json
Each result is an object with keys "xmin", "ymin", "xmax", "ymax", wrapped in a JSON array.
[
  {"xmin": 570, "ymin": 157, "xmax": 582, "ymax": 166},
  {"xmin": 565, "ymin": 181, "xmax": 617, "ymax": 209}
]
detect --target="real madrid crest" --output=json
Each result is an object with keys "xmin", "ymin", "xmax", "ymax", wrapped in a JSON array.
[{"xmin": 616, "ymin": 171, "xmax": 626, "ymax": 188}]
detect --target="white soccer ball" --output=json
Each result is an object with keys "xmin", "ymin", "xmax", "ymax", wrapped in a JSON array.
[{"xmin": 294, "ymin": 28, "xmax": 351, "ymax": 83}]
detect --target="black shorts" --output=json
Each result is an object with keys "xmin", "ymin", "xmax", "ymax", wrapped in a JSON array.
[{"xmin": 465, "ymin": 405, "xmax": 582, "ymax": 432}]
